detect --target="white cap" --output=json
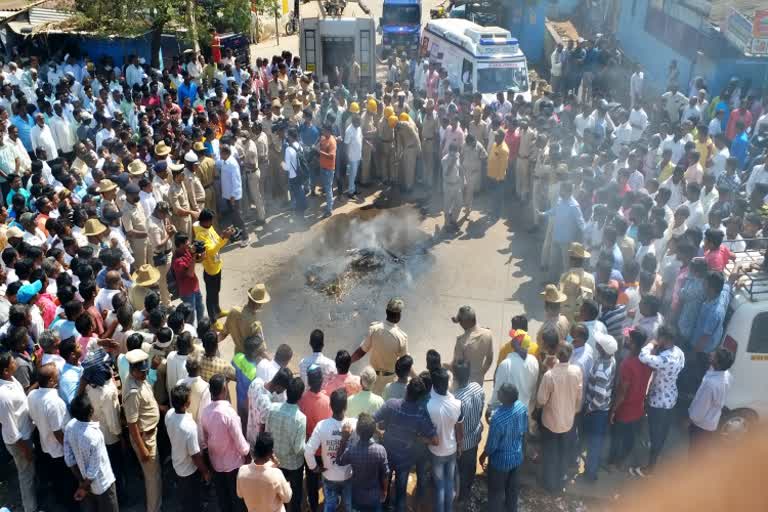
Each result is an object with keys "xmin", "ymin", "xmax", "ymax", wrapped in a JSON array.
[
  {"xmin": 183, "ymin": 151, "xmax": 198, "ymax": 163},
  {"xmin": 594, "ymin": 332, "xmax": 618, "ymax": 356}
]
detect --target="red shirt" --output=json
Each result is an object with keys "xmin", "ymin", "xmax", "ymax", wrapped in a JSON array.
[
  {"xmin": 614, "ymin": 356, "xmax": 653, "ymax": 423},
  {"xmin": 211, "ymin": 33, "xmax": 222, "ymax": 63},
  {"xmin": 298, "ymin": 390, "xmax": 331, "ymax": 454},
  {"xmin": 704, "ymin": 245, "xmax": 732, "ymax": 272},
  {"xmin": 172, "ymin": 248, "xmax": 199, "ymax": 296}
]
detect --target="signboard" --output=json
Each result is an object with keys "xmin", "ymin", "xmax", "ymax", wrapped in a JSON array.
[
  {"xmin": 754, "ymin": 9, "xmax": 768, "ymax": 38},
  {"xmin": 723, "ymin": 7, "xmax": 768, "ymax": 56}
]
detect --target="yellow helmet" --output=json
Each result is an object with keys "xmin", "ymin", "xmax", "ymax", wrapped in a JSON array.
[
  {"xmin": 383, "ymin": 106, "xmax": 394, "ymax": 119},
  {"xmin": 399, "ymin": 112, "xmax": 410, "ymax": 122},
  {"xmin": 366, "ymin": 98, "xmax": 378, "ymax": 113},
  {"xmin": 388, "ymin": 115, "xmax": 399, "ymax": 128},
  {"xmin": 349, "ymin": 102, "xmax": 360, "ymax": 114}
]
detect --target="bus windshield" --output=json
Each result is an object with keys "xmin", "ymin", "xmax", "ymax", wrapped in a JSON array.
[
  {"xmin": 476, "ymin": 61, "xmax": 529, "ymax": 94},
  {"xmin": 382, "ymin": 5, "xmax": 421, "ymax": 25}
]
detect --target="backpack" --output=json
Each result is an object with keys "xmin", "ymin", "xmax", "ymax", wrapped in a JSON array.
[{"xmin": 287, "ymin": 143, "xmax": 310, "ymax": 181}]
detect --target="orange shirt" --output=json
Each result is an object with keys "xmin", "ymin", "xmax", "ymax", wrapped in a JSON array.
[{"xmin": 318, "ymin": 134, "xmax": 337, "ymax": 171}]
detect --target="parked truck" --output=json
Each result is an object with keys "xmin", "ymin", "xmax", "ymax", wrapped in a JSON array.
[
  {"xmin": 380, "ymin": 0, "xmax": 422, "ymax": 59},
  {"xmin": 300, "ymin": 17, "xmax": 376, "ymax": 90}
]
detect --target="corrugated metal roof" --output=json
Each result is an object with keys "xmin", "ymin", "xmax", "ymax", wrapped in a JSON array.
[
  {"xmin": 29, "ymin": 6, "xmax": 72, "ymax": 24},
  {"xmin": 709, "ymin": 0, "xmax": 764, "ymax": 24},
  {"xmin": 0, "ymin": 0, "xmax": 39, "ymax": 11}
]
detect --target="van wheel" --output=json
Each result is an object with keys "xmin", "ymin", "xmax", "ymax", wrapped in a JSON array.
[{"xmin": 719, "ymin": 409, "xmax": 757, "ymax": 439}]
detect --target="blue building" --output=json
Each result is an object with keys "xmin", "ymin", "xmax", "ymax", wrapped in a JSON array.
[
  {"xmin": 500, "ymin": 0, "xmax": 550, "ymax": 63},
  {"xmin": 614, "ymin": 0, "xmax": 768, "ymax": 95}
]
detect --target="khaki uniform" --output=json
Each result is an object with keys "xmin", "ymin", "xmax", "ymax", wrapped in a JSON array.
[
  {"xmin": 421, "ymin": 113, "xmax": 439, "ymax": 187},
  {"xmin": 360, "ymin": 320, "xmax": 409, "ymax": 395},
  {"xmin": 452, "ymin": 325, "xmax": 494, "ymax": 385},
  {"xmin": 148, "ymin": 215, "xmax": 172, "ymax": 305},
  {"xmin": 219, "ymin": 305, "xmax": 264, "ymax": 355},
  {"xmin": 468, "ymin": 119, "xmax": 489, "ymax": 149},
  {"xmin": 530, "ymin": 149, "xmax": 551, "ymax": 227},
  {"xmin": 441, "ymin": 153, "xmax": 464, "ymax": 226},
  {"xmin": 461, "ymin": 141, "xmax": 487, "ymax": 211},
  {"xmin": 196, "ymin": 156, "xmax": 218, "ymax": 217},
  {"xmin": 516, "ymin": 128, "xmax": 537, "ymax": 200},
  {"xmin": 268, "ymin": 128, "xmax": 288, "ymax": 201},
  {"xmin": 536, "ymin": 314, "xmax": 571, "ymax": 346},
  {"xmin": 122, "ymin": 202, "xmax": 150, "ymax": 267},
  {"xmin": 377, "ymin": 117, "xmax": 395, "ymax": 182},
  {"xmin": 236, "ymin": 136, "xmax": 265, "ymax": 221},
  {"xmin": 559, "ymin": 268, "xmax": 596, "ymax": 324},
  {"xmin": 183, "ymin": 171, "xmax": 205, "ymax": 215},
  {"xmin": 168, "ymin": 182, "xmax": 192, "ymax": 237},
  {"xmin": 123, "ymin": 376, "xmax": 161, "ymax": 512},
  {"xmin": 360, "ymin": 112, "xmax": 378, "ymax": 184},
  {"xmin": 395, "ymin": 121, "xmax": 421, "ymax": 191}
]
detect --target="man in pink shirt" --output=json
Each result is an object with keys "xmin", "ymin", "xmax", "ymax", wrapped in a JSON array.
[
  {"xmin": 440, "ymin": 117, "xmax": 465, "ymax": 157},
  {"xmin": 322, "ymin": 350, "xmax": 361, "ymax": 397},
  {"xmin": 201, "ymin": 374, "xmax": 250, "ymax": 512}
]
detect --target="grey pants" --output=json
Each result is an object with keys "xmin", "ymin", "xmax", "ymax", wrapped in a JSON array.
[
  {"xmin": 443, "ymin": 182, "xmax": 463, "ymax": 225},
  {"xmin": 244, "ymin": 168, "xmax": 266, "ymax": 220},
  {"xmin": 6, "ymin": 440, "xmax": 37, "ymax": 512}
]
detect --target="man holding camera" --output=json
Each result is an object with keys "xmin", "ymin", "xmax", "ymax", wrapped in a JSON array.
[{"xmin": 194, "ymin": 208, "xmax": 237, "ymax": 322}]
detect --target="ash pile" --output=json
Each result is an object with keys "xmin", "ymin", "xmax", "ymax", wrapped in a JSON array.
[{"xmin": 305, "ymin": 247, "xmax": 411, "ymax": 303}]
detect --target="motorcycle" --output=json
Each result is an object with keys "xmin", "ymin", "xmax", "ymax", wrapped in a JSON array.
[{"xmin": 285, "ymin": 10, "xmax": 298, "ymax": 35}]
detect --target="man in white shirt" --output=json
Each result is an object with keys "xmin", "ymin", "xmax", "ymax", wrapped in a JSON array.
[
  {"xmin": 628, "ymin": 102, "xmax": 649, "ymax": 142},
  {"xmin": 298, "ymin": 329, "xmax": 337, "ymax": 386},
  {"xmin": 681, "ymin": 96, "xmax": 702, "ymax": 123},
  {"xmin": 661, "ymin": 86, "xmax": 688, "ymax": 124},
  {"xmin": 27, "ymin": 364, "xmax": 79, "ymax": 510},
  {"xmin": 630, "ymin": 65, "xmax": 644, "ymax": 108},
  {"xmin": 550, "ymin": 44, "xmax": 564, "ymax": 94},
  {"xmin": 745, "ymin": 157, "xmax": 768, "ymax": 197},
  {"xmin": 125, "ymin": 55, "xmax": 144, "ymax": 88},
  {"xmin": 708, "ymin": 109, "xmax": 725, "ymax": 137},
  {"xmin": 218, "ymin": 143, "xmax": 248, "ymax": 239},
  {"xmin": 304, "ymin": 388, "xmax": 356, "ymax": 510},
  {"xmin": 94, "ymin": 114, "xmax": 115, "ymax": 151},
  {"xmin": 426, "ymin": 368, "xmax": 463, "ymax": 512},
  {"xmin": 49, "ymin": 103, "xmax": 75, "ymax": 156},
  {"xmin": 344, "ymin": 115, "xmax": 363, "ymax": 197},
  {"xmin": 0, "ymin": 353, "xmax": 37, "ymax": 512},
  {"xmin": 491, "ymin": 335, "xmax": 538, "ymax": 413},
  {"xmin": 166, "ymin": 382, "xmax": 212, "ymax": 509},
  {"xmin": 30, "ymin": 113, "xmax": 58, "ymax": 161},
  {"xmin": 283, "ymin": 128, "xmax": 306, "ymax": 215},
  {"xmin": 683, "ymin": 182, "xmax": 706, "ymax": 230},
  {"xmin": 708, "ymin": 134, "xmax": 730, "ymax": 177},
  {"xmin": 64, "ymin": 393, "xmax": 119, "ymax": 511}
]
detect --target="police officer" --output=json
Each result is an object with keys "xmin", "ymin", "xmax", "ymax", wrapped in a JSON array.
[{"xmin": 351, "ymin": 298, "xmax": 409, "ymax": 395}]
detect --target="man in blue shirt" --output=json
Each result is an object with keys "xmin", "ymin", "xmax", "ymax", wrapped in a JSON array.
[
  {"xmin": 176, "ymin": 73, "xmax": 198, "ymax": 107},
  {"xmin": 11, "ymin": 105, "xmax": 35, "ymax": 153},
  {"xmin": 540, "ymin": 181, "xmax": 586, "ymax": 282},
  {"xmin": 729, "ymin": 120, "xmax": 749, "ymax": 169},
  {"xmin": 480, "ymin": 382, "xmax": 527, "ymax": 512},
  {"xmin": 298, "ymin": 111, "xmax": 320, "ymax": 194}
]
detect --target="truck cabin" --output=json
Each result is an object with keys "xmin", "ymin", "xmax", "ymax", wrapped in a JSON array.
[{"xmin": 381, "ymin": 0, "xmax": 422, "ymax": 56}]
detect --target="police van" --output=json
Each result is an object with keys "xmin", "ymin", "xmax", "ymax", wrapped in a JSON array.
[{"xmin": 420, "ymin": 18, "xmax": 530, "ymax": 102}]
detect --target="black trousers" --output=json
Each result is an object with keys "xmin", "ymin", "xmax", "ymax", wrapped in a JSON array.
[
  {"xmin": 281, "ymin": 467, "xmax": 304, "ymax": 512},
  {"xmin": 203, "ymin": 271, "xmax": 222, "ymax": 320},
  {"xmin": 177, "ymin": 470, "xmax": 204, "ymax": 511},
  {"xmin": 305, "ymin": 455, "xmax": 323, "ymax": 512},
  {"xmin": 229, "ymin": 198, "xmax": 247, "ymax": 232},
  {"xmin": 213, "ymin": 469, "xmax": 245, "ymax": 512},
  {"xmin": 457, "ymin": 445, "xmax": 478, "ymax": 500},
  {"xmin": 487, "ymin": 464, "xmax": 520, "ymax": 512},
  {"xmin": 541, "ymin": 425, "xmax": 571, "ymax": 493},
  {"xmin": 82, "ymin": 482, "xmax": 119, "ymax": 512},
  {"xmin": 45, "ymin": 453, "xmax": 79, "ymax": 512},
  {"xmin": 105, "ymin": 441, "xmax": 125, "ymax": 497}
]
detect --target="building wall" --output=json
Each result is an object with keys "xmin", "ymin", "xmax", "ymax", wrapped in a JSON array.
[
  {"xmin": 616, "ymin": 0, "xmax": 768, "ymax": 96},
  {"xmin": 501, "ymin": 0, "xmax": 549, "ymax": 63}
]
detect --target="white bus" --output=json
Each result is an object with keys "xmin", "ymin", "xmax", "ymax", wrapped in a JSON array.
[{"xmin": 421, "ymin": 18, "xmax": 530, "ymax": 102}]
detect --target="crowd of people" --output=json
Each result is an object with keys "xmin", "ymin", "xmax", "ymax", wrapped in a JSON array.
[{"xmin": 0, "ymin": 28, "xmax": 765, "ymax": 512}]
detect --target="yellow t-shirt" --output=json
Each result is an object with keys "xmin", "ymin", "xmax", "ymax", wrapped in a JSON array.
[
  {"xmin": 497, "ymin": 331, "xmax": 539, "ymax": 364},
  {"xmin": 193, "ymin": 224, "xmax": 228, "ymax": 275}
]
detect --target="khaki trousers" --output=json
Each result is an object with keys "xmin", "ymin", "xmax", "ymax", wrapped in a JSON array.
[
  {"xmin": 130, "ymin": 431, "xmax": 162, "ymax": 512},
  {"xmin": 130, "ymin": 238, "xmax": 149, "ymax": 268}
]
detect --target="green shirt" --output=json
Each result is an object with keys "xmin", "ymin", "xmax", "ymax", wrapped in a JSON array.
[{"xmin": 346, "ymin": 390, "xmax": 384, "ymax": 418}]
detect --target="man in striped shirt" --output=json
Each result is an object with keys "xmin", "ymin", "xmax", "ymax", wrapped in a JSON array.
[
  {"xmin": 480, "ymin": 383, "xmax": 527, "ymax": 512},
  {"xmin": 453, "ymin": 361, "xmax": 485, "ymax": 503},
  {"xmin": 597, "ymin": 284, "xmax": 627, "ymax": 340},
  {"xmin": 582, "ymin": 333, "xmax": 618, "ymax": 481}
]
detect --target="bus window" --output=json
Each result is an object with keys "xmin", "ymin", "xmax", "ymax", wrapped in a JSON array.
[{"xmin": 461, "ymin": 59, "xmax": 473, "ymax": 93}]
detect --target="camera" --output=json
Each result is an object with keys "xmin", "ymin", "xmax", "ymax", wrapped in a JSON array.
[
  {"xmin": 229, "ymin": 227, "xmax": 244, "ymax": 242},
  {"xmin": 192, "ymin": 240, "xmax": 206, "ymax": 254}
]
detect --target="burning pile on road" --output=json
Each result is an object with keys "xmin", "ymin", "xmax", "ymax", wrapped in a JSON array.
[{"xmin": 305, "ymin": 247, "xmax": 406, "ymax": 302}]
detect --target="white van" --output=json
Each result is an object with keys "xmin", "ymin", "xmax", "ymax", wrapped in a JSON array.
[
  {"xmin": 719, "ymin": 246, "xmax": 768, "ymax": 436},
  {"xmin": 420, "ymin": 18, "xmax": 531, "ymax": 103}
]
